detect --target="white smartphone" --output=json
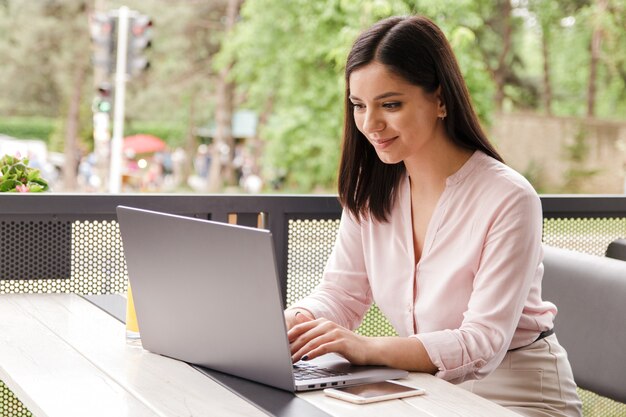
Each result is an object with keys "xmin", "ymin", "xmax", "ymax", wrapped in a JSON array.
[{"xmin": 323, "ymin": 380, "xmax": 425, "ymax": 404}]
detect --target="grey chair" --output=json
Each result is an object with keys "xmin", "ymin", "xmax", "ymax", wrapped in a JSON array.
[
  {"xmin": 542, "ymin": 245, "xmax": 626, "ymax": 404},
  {"xmin": 606, "ymin": 238, "xmax": 626, "ymax": 262}
]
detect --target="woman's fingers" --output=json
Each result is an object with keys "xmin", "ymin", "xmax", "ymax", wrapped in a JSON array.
[
  {"xmin": 293, "ymin": 337, "xmax": 341, "ymax": 362},
  {"xmin": 288, "ymin": 318, "xmax": 325, "ymax": 343},
  {"xmin": 284, "ymin": 309, "xmax": 314, "ymax": 330},
  {"xmin": 291, "ymin": 328, "xmax": 338, "ymax": 362},
  {"xmin": 289, "ymin": 319, "xmax": 334, "ymax": 358},
  {"xmin": 300, "ymin": 338, "xmax": 346, "ymax": 362},
  {"xmin": 288, "ymin": 319, "xmax": 369, "ymax": 364},
  {"xmin": 288, "ymin": 319, "xmax": 331, "ymax": 355}
]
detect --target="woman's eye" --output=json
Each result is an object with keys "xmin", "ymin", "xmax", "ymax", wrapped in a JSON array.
[
  {"xmin": 352, "ymin": 103, "xmax": 365, "ymax": 110},
  {"xmin": 383, "ymin": 102, "xmax": 401, "ymax": 109}
]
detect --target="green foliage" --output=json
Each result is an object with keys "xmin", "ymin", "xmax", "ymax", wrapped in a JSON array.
[
  {"xmin": 0, "ymin": 115, "xmax": 186, "ymax": 150},
  {"xmin": 0, "ymin": 1, "xmax": 90, "ymax": 117},
  {"xmin": 0, "ymin": 0, "xmax": 220, "ymax": 161},
  {"xmin": 526, "ymin": 0, "xmax": 626, "ymax": 118},
  {"xmin": 591, "ymin": 1, "xmax": 626, "ymax": 118},
  {"xmin": 1, "ymin": 0, "xmax": 625, "ymax": 193},
  {"xmin": 0, "ymin": 154, "xmax": 49, "ymax": 192},
  {"xmin": 222, "ymin": 0, "xmax": 500, "ymax": 191},
  {"xmin": 0, "ymin": 117, "xmax": 56, "ymax": 141}
]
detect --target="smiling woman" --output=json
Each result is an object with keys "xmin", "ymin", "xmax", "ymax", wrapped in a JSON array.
[
  {"xmin": 348, "ymin": 63, "xmax": 445, "ymax": 166},
  {"xmin": 285, "ymin": 15, "xmax": 583, "ymax": 417}
]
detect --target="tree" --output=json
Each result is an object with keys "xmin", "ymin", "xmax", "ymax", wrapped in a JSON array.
[
  {"xmin": 221, "ymin": 0, "xmax": 499, "ymax": 191},
  {"xmin": 55, "ymin": 2, "xmax": 92, "ymax": 191},
  {"xmin": 106, "ymin": 0, "xmax": 241, "ymax": 189},
  {"xmin": 587, "ymin": 0, "xmax": 608, "ymax": 116},
  {"xmin": 0, "ymin": 1, "xmax": 69, "ymax": 117},
  {"xmin": 528, "ymin": 0, "xmax": 560, "ymax": 114},
  {"xmin": 2, "ymin": 0, "xmax": 624, "ymax": 194},
  {"xmin": 590, "ymin": 0, "xmax": 626, "ymax": 118},
  {"xmin": 524, "ymin": 0, "xmax": 626, "ymax": 119},
  {"xmin": 528, "ymin": 0, "xmax": 591, "ymax": 114},
  {"xmin": 207, "ymin": 0, "xmax": 243, "ymax": 191},
  {"xmin": 107, "ymin": 0, "xmax": 221, "ymax": 146},
  {"xmin": 0, "ymin": 1, "xmax": 94, "ymax": 191},
  {"xmin": 481, "ymin": 0, "xmax": 514, "ymax": 112}
]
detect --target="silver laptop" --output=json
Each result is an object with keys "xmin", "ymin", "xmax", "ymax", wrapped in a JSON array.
[{"xmin": 116, "ymin": 206, "xmax": 408, "ymax": 392}]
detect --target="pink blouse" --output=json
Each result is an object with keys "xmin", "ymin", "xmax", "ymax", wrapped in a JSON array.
[{"xmin": 292, "ymin": 151, "xmax": 556, "ymax": 384}]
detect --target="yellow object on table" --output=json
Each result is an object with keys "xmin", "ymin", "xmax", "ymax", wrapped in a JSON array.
[{"xmin": 125, "ymin": 284, "xmax": 140, "ymax": 342}]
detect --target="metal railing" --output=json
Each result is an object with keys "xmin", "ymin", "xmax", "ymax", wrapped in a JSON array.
[
  {"xmin": 1, "ymin": 193, "xmax": 625, "ymax": 417},
  {"xmin": 1, "ymin": 193, "xmax": 625, "ymax": 297}
]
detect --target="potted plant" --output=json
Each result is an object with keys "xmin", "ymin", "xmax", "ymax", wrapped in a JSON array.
[{"xmin": 0, "ymin": 153, "xmax": 49, "ymax": 192}]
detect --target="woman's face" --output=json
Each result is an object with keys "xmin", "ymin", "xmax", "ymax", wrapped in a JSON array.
[{"xmin": 348, "ymin": 62, "xmax": 446, "ymax": 165}]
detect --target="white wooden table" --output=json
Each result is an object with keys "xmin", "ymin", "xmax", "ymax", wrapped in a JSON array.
[{"xmin": 0, "ymin": 294, "xmax": 519, "ymax": 417}]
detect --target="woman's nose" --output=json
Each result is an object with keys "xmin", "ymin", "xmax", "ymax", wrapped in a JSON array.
[{"xmin": 362, "ymin": 110, "xmax": 385, "ymax": 133}]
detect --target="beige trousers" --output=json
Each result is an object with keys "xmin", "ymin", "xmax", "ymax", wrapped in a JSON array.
[{"xmin": 459, "ymin": 334, "xmax": 583, "ymax": 417}]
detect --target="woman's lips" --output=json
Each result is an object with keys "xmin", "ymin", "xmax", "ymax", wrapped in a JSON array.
[{"xmin": 370, "ymin": 136, "xmax": 398, "ymax": 150}]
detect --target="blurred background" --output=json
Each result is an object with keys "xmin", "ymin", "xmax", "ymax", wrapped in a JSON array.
[{"xmin": 0, "ymin": 0, "xmax": 624, "ymax": 194}]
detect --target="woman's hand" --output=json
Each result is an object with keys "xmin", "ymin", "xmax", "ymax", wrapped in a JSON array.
[
  {"xmin": 288, "ymin": 317, "xmax": 372, "ymax": 365},
  {"xmin": 284, "ymin": 309, "xmax": 315, "ymax": 331},
  {"xmin": 285, "ymin": 310, "xmax": 438, "ymax": 373}
]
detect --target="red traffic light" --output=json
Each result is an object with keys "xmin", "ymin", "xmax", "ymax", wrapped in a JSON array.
[
  {"xmin": 89, "ymin": 13, "xmax": 115, "ymax": 42},
  {"xmin": 131, "ymin": 15, "xmax": 152, "ymax": 37},
  {"xmin": 97, "ymin": 83, "xmax": 112, "ymax": 97},
  {"xmin": 127, "ymin": 14, "xmax": 153, "ymax": 76}
]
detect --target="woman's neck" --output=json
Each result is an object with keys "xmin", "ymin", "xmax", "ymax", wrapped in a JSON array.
[{"xmin": 404, "ymin": 140, "xmax": 473, "ymax": 195}]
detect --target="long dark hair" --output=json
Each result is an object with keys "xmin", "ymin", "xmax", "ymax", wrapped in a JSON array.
[{"xmin": 338, "ymin": 16, "xmax": 503, "ymax": 222}]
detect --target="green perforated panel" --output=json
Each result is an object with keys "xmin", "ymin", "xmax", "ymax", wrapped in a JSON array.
[
  {"xmin": 1, "ymin": 380, "xmax": 32, "ymax": 417},
  {"xmin": 3, "ymin": 215, "xmax": 625, "ymax": 416},
  {"xmin": 285, "ymin": 218, "xmax": 396, "ymax": 337},
  {"xmin": 286, "ymin": 219, "xmax": 340, "ymax": 307},
  {"xmin": 543, "ymin": 218, "xmax": 626, "ymax": 255},
  {"xmin": 579, "ymin": 388, "xmax": 626, "ymax": 417}
]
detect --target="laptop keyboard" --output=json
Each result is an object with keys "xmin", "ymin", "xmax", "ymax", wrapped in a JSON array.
[{"xmin": 293, "ymin": 362, "xmax": 349, "ymax": 381}]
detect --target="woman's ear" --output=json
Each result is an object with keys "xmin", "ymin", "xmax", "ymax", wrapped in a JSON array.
[{"xmin": 435, "ymin": 86, "xmax": 447, "ymax": 119}]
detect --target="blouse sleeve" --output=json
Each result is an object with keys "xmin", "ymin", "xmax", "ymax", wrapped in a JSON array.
[
  {"xmin": 290, "ymin": 209, "xmax": 373, "ymax": 330},
  {"xmin": 414, "ymin": 188, "xmax": 544, "ymax": 383}
]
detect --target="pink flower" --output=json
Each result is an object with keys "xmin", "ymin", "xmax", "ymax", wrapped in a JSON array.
[{"xmin": 16, "ymin": 184, "xmax": 30, "ymax": 193}]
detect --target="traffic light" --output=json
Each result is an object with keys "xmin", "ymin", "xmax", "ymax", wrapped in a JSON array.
[
  {"xmin": 127, "ymin": 14, "xmax": 153, "ymax": 77},
  {"xmin": 92, "ymin": 83, "xmax": 113, "ymax": 114},
  {"xmin": 89, "ymin": 12, "xmax": 117, "ymax": 78}
]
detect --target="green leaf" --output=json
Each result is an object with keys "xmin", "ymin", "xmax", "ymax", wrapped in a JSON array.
[
  {"xmin": 27, "ymin": 168, "xmax": 41, "ymax": 181},
  {"xmin": 30, "ymin": 178, "xmax": 49, "ymax": 190},
  {"xmin": 0, "ymin": 153, "xmax": 49, "ymax": 192},
  {"xmin": 0, "ymin": 179, "xmax": 19, "ymax": 192}
]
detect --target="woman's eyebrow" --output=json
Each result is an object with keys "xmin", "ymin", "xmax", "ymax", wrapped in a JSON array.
[{"xmin": 349, "ymin": 92, "xmax": 405, "ymax": 101}]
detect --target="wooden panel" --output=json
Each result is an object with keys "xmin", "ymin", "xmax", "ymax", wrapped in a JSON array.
[
  {"xmin": 298, "ymin": 373, "xmax": 520, "ymax": 417},
  {"xmin": 0, "ymin": 294, "xmax": 266, "ymax": 417},
  {"xmin": 1, "ymin": 293, "xmax": 520, "ymax": 417},
  {"xmin": 0, "ymin": 296, "xmax": 157, "ymax": 417}
]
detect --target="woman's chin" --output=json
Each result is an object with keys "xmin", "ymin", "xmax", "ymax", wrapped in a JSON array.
[{"xmin": 375, "ymin": 152, "xmax": 401, "ymax": 165}]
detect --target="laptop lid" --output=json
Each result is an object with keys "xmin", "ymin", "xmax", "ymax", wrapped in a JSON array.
[{"xmin": 116, "ymin": 206, "xmax": 407, "ymax": 392}]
